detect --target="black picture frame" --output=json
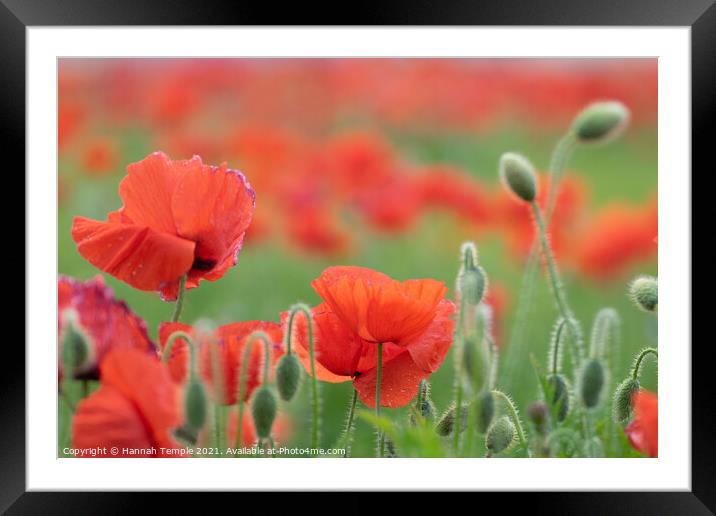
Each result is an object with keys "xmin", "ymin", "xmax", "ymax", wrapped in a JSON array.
[{"xmin": 5, "ymin": 0, "xmax": 710, "ymax": 511}]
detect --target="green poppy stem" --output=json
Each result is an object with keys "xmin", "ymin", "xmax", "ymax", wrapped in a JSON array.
[
  {"xmin": 341, "ymin": 389, "xmax": 358, "ymax": 458},
  {"xmin": 376, "ymin": 342, "xmax": 384, "ymax": 458},
  {"xmin": 491, "ymin": 389, "xmax": 531, "ymax": 458},
  {"xmin": 632, "ymin": 348, "xmax": 658, "ymax": 380},
  {"xmin": 171, "ymin": 274, "xmax": 187, "ymax": 323},
  {"xmin": 235, "ymin": 331, "xmax": 273, "ymax": 451}
]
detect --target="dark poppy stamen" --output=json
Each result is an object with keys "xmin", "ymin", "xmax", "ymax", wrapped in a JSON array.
[{"xmin": 192, "ymin": 257, "xmax": 217, "ymax": 271}]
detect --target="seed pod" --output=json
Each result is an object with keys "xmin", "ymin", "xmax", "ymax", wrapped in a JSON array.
[
  {"xmin": 435, "ymin": 402, "xmax": 469, "ymax": 437},
  {"xmin": 476, "ymin": 391, "xmax": 495, "ymax": 434},
  {"xmin": 458, "ymin": 266, "xmax": 487, "ymax": 307},
  {"xmin": 184, "ymin": 380, "xmax": 208, "ymax": 430},
  {"xmin": 527, "ymin": 400, "xmax": 549, "ymax": 435},
  {"xmin": 486, "ymin": 416, "xmax": 515, "ymax": 455},
  {"xmin": 613, "ymin": 377, "xmax": 640, "ymax": 423},
  {"xmin": 629, "ymin": 276, "xmax": 658, "ymax": 313},
  {"xmin": 276, "ymin": 353, "xmax": 302, "ymax": 401},
  {"xmin": 499, "ymin": 152, "xmax": 537, "ymax": 202},
  {"xmin": 251, "ymin": 387, "xmax": 277, "ymax": 439},
  {"xmin": 61, "ymin": 313, "xmax": 90, "ymax": 373},
  {"xmin": 579, "ymin": 358, "xmax": 606, "ymax": 409},
  {"xmin": 546, "ymin": 374, "xmax": 570, "ymax": 422},
  {"xmin": 571, "ymin": 101, "xmax": 630, "ymax": 144}
]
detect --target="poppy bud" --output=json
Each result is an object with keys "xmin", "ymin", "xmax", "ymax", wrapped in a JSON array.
[
  {"xmin": 276, "ymin": 353, "xmax": 302, "ymax": 401},
  {"xmin": 628, "ymin": 276, "xmax": 658, "ymax": 313},
  {"xmin": 485, "ymin": 416, "xmax": 515, "ymax": 456},
  {"xmin": 61, "ymin": 311, "xmax": 89, "ymax": 373},
  {"xmin": 499, "ymin": 152, "xmax": 537, "ymax": 203},
  {"xmin": 435, "ymin": 402, "xmax": 469, "ymax": 437},
  {"xmin": 527, "ymin": 400, "xmax": 549, "ymax": 435},
  {"xmin": 418, "ymin": 380, "xmax": 436, "ymax": 419},
  {"xmin": 459, "ymin": 267, "xmax": 488, "ymax": 307},
  {"xmin": 578, "ymin": 358, "xmax": 606, "ymax": 409},
  {"xmin": 476, "ymin": 391, "xmax": 495, "ymax": 434},
  {"xmin": 546, "ymin": 374, "xmax": 570, "ymax": 422},
  {"xmin": 384, "ymin": 436, "xmax": 398, "ymax": 458},
  {"xmin": 251, "ymin": 387, "xmax": 277, "ymax": 439},
  {"xmin": 184, "ymin": 380, "xmax": 208, "ymax": 430},
  {"xmin": 571, "ymin": 101, "xmax": 630, "ymax": 144},
  {"xmin": 613, "ymin": 377, "xmax": 640, "ymax": 423}
]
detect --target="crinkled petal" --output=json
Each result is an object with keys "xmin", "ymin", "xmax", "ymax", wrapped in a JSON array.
[
  {"xmin": 405, "ymin": 299, "xmax": 455, "ymax": 373},
  {"xmin": 72, "ymin": 217, "xmax": 195, "ymax": 293},
  {"xmin": 353, "ymin": 349, "xmax": 428, "ymax": 408}
]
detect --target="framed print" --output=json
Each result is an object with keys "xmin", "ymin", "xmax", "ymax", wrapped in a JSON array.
[{"xmin": 5, "ymin": 0, "xmax": 712, "ymax": 511}]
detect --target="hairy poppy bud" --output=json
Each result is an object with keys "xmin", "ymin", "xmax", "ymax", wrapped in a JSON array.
[
  {"xmin": 579, "ymin": 358, "xmax": 606, "ymax": 409},
  {"xmin": 61, "ymin": 311, "xmax": 89, "ymax": 373},
  {"xmin": 184, "ymin": 380, "xmax": 207, "ymax": 430},
  {"xmin": 384, "ymin": 436, "xmax": 398, "ymax": 458},
  {"xmin": 629, "ymin": 276, "xmax": 658, "ymax": 313},
  {"xmin": 435, "ymin": 402, "xmax": 469, "ymax": 437},
  {"xmin": 613, "ymin": 377, "xmax": 640, "ymax": 423},
  {"xmin": 276, "ymin": 353, "xmax": 302, "ymax": 401},
  {"xmin": 458, "ymin": 267, "xmax": 488, "ymax": 307},
  {"xmin": 571, "ymin": 101, "xmax": 630, "ymax": 144},
  {"xmin": 251, "ymin": 387, "xmax": 277, "ymax": 439},
  {"xmin": 486, "ymin": 416, "xmax": 515, "ymax": 456},
  {"xmin": 546, "ymin": 374, "xmax": 570, "ymax": 422},
  {"xmin": 499, "ymin": 152, "xmax": 538, "ymax": 202},
  {"xmin": 527, "ymin": 400, "xmax": 549, "ymax": 435},
  {"xmin": 476, "ymin": 391, "xmax": 495, "ymax": 434}
]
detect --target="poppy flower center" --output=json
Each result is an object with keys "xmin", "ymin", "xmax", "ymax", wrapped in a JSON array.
[{"xmin": 192, "ymin": 256, "xmax": 217, "ymax": 271}]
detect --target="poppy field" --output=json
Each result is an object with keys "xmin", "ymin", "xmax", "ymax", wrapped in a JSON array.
[{"xmin": 58, "ymin": 59, "xmax": 658, "ymax": 459}]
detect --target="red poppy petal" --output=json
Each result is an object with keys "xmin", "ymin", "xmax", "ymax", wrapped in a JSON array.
[
  {"xmin": 100, "ymin": 349, "xmax": 180, "ymax": 449},
  {"xmin": 72, "ymin": 217, "xmax": 195, "ymax": 292},
  {"xmin": 353, "ymin": 350, "xmax": 429, "ymax": 408},
  {"xmin": 73, "ymin": 385, "xmax": 154, "ymax": 456},
  {"xmin": 118, "ymin": 152, "xmax": 198, "ymax": 234},
  {"xmin": 171, "ymin": 163, "xmax": 255, "ymax": 275},
  {"xmin": 405, "ymin": 299, "xmax": 455, "ymax": 373}
]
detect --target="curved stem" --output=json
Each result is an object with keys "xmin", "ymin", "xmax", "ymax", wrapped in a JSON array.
[
  {"xmin": 171, "ymin": 274, "xmax": 187, "ymax": 323},
  {"xmin": 632, "ymin": 348, "xmax": 658, "ymax": 380},
  {"xmin": 285, "ymin": 304, "xmax": 319, "ymax": 450},
  {"xmin": 162, "ymin": 330, "xmax": 198, "ymax": 379},
  {"xmin": 235, "ymin": 331, "xmax": 273, "ymax": 451},
  {"xmin": 376, "ymin": 342, "xmax": 384, "ymax": 458},
  {"xmin": 545, "ymin": 134, "xmax": 577, "ymax": 222},
  {"xmin": 491, "ymin": 389, "xmax": 531, "ymax": 457}
]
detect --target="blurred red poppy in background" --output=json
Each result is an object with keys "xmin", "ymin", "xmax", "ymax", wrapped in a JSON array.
[
  {"xmin": 72, "ymin": 152, "xmax": 255, "ymax": 300},
  {"xmin": 81, "ymin": 139, "xmax": 118, "ymax": 177},
  {"xmin": 58, "ymin": 275, "xmax": 156, "ymax": 381},
  {"xmin": 625, "ymin": 390, "xmax": 658, "ymax": 458},
  {"xmin": 72, "ymin": 349, "xmax": 181, "ymax": 456},
  {"xmin": 158, "ymin": 321, "xmax": 284, "ymax": 405},
  {"xmin": 575, "ymin": 196, "xmax": 658, "ymax": 281}
]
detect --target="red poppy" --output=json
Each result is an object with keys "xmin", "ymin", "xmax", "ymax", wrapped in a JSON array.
[
  {"xmin": 625, "ymin": 390, "xmax": 658, "ymax": 457},
  {"xmin": 283, "ymin": 266, "xmax": 454, "ymax": 408},
  {"xmin": 72, "ymin": 152, "xmax": 255, "ymax": 300},
  {"xmin": 158, "ymin": 321, "xmax": 284, "ymax": 405},
  {"xmin": 81, "ymin": 139, "xmax": 118, "ymax": 176},
  {"xmin": 72, "ymin": 348, "xmax": 181, "ymax": 457},
  {"xmin": 312, "ymin": 266, "xmax": 449, "ymax": 345},
  {"xmin": 58, "ymin": 275, "xmax": 156, "ymax": 381},
  {"xmin": 575, "ymin": 196, "xmax": 658, "ymax": 280}
]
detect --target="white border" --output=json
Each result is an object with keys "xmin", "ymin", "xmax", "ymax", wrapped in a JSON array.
[{"xmin": 28, "ymin": 27, "xmax": 690, "ymax": 490}]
